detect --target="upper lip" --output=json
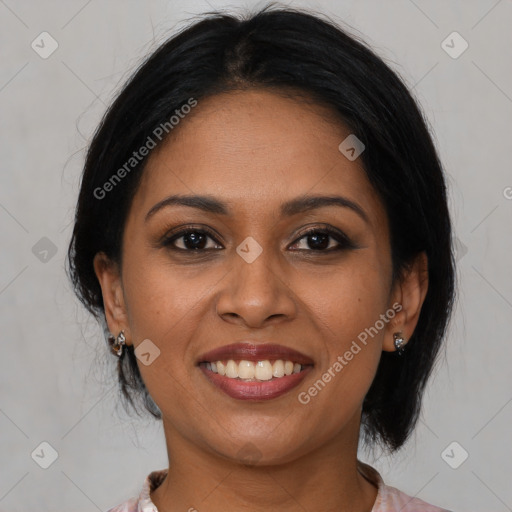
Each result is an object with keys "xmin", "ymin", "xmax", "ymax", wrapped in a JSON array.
[{"xmin": 197, "ymin": 343, "xmax": 314, "ymax": 365}]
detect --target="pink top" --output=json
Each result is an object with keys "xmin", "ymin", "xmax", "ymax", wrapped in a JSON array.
[{"xmin": 106, "ymin": 460, "xmax": 453, "ymax": 512}]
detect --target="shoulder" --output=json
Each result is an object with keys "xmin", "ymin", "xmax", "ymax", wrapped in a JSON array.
[
  {"xmin": 105, "ymin": 495, "xmax": 139, "ymax": 512},
  {"xmin": 357, "ymin": 460, "xmax": 453, "ymax": 512},
  {"xmin": 104, "ymin": 468, "xmax": 168, "ymax": 512},
  {"xmin": 377, "ymin": 482, "xmax": 453, "ymax": 512}
]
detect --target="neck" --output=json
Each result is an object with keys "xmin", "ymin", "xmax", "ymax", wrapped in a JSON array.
[{"xmin": 151, "ymin": 419, "xmax": 378, "ymax": 512}]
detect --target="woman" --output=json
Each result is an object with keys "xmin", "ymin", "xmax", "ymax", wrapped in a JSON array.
[{"xmin": 67, "ymin": 5, "xmax": 455, "ymax": 511}]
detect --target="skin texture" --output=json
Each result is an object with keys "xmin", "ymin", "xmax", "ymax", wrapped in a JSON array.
[{"xmin": 94, "ymin": 89, "xmax": 428, "ymax": 512}]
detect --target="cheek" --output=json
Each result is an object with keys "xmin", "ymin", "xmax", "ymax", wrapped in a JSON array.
[
  {"xmin": 302, "ymin": 257, "xmax": 391, "ymax": 346},
  {"xmin": 294, "ymin": 267, "xmax": 386, "ymax": 434},
  {"xmin": 122, "ymin": 251, "xmax": 209, "ymax": 334},
  {"xmin": 120, "ymin": 258, "xmax": 207, "ymax": 410},
  {"xmin": 294, "ymin": 256, "xmax": 389, "ymax": 410},
  {"xmin": 120, "ymin": 251, "xmax": 230, "ymax": 388}
]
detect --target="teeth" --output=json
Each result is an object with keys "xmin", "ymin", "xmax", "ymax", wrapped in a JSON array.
[
  {"xmin": 272, "ymin": 360, "xmax": 285, "ymax": 378},
  {"xmin": 255, "ymin": 360, "xmax": 273, "ymax": 381},
  {"xmin": 225, "ymin": 360, "xmax": 238, "ymax": 378},
  {"xmin": 238, "ymin": 360, "xmax": 255, "ymax": 379},
  {"xmin": 205, "ymin": 359, "xmax": 305, "ymax": 381}
]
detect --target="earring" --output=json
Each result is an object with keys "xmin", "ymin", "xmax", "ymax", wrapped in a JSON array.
[
  {"xmin": 393, "ymin": 332, "xmax": 407, "ymax": 356},
  {"xmin": 108, "ymin": 330, "xmax": 126, "ymax": 357}
]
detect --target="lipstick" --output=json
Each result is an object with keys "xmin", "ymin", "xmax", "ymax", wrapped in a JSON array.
[{"xmin": 197, "ymin": 342, "xmax": 314, "ymax": 401}]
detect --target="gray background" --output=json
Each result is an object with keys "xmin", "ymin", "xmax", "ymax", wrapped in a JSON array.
[{"xmin": 1, "ymin": 1, "xmax": 511, "ymax": 511}]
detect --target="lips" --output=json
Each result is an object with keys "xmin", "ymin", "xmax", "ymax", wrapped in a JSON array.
[{"xmin": 197, "ymin": 342, "xmax": 314, "ymax": 401}]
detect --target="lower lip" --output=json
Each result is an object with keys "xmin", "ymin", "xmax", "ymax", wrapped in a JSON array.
[{"xmin": 199, "ymin": 365, "xmax": 312, "ymax": 401}]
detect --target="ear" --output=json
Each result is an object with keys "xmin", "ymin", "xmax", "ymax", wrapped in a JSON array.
[
  {"xmin": 382, "ymin": 251, "xmax": 429, "ymax": 352},
  {"xmin": 93, "ymin": 252, "xmax": 131, "ymax": 346}
]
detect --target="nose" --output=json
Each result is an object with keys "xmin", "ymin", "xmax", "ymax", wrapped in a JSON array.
[{"xmin": 215, "ymin": 246, "xmax": 297, "ymax": 328}]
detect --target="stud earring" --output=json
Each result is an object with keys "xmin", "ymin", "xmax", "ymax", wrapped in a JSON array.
[
  {"xmin": 108, "ymin": 330, "xmax": 126, "ymax": 357},
  {"xmin": 393, "ymin": 332, "xmax": 407, "ymax": 356}
]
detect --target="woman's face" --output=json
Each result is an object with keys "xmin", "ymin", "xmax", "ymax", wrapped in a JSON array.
[{"xmin": 95, "ymin": 89, "xmax": 422, "ymax": 464}]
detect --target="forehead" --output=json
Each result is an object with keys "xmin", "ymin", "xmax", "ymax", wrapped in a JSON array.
[{"xmin": 131, "ymin": 89, "xmax": 386, "ymax": 227}]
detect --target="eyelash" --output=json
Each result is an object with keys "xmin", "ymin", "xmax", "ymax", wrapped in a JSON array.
[{"xmin": 161, "ymin": 224, "xmax": 356, "ymax": 254}]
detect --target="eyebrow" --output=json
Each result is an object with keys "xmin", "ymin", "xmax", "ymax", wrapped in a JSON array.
[{"xmin": 145, "ymin": 193, "xmax": 370, "ymax": 224}]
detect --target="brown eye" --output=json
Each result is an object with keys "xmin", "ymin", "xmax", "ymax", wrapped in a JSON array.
[
  {"xmin": 301, "ymin": 231, "xmax": 334, "ymax": 250},
  {"xmin": 289, "ymin": 227, "xmax": 356, "ymax": 252},
  {"xmin": 163, "ymin": 229, "xmax": 223, "ymax": 251}
]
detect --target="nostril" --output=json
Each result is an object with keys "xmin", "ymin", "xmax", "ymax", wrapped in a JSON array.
[{"xmin": 221, "ymin": 312, "xmax": 241, "ymax": 320}]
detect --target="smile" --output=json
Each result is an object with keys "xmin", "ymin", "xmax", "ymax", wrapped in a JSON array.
[{"xmin": 197, "ymin": 343, "xmax": 314, "ymax": 401}]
